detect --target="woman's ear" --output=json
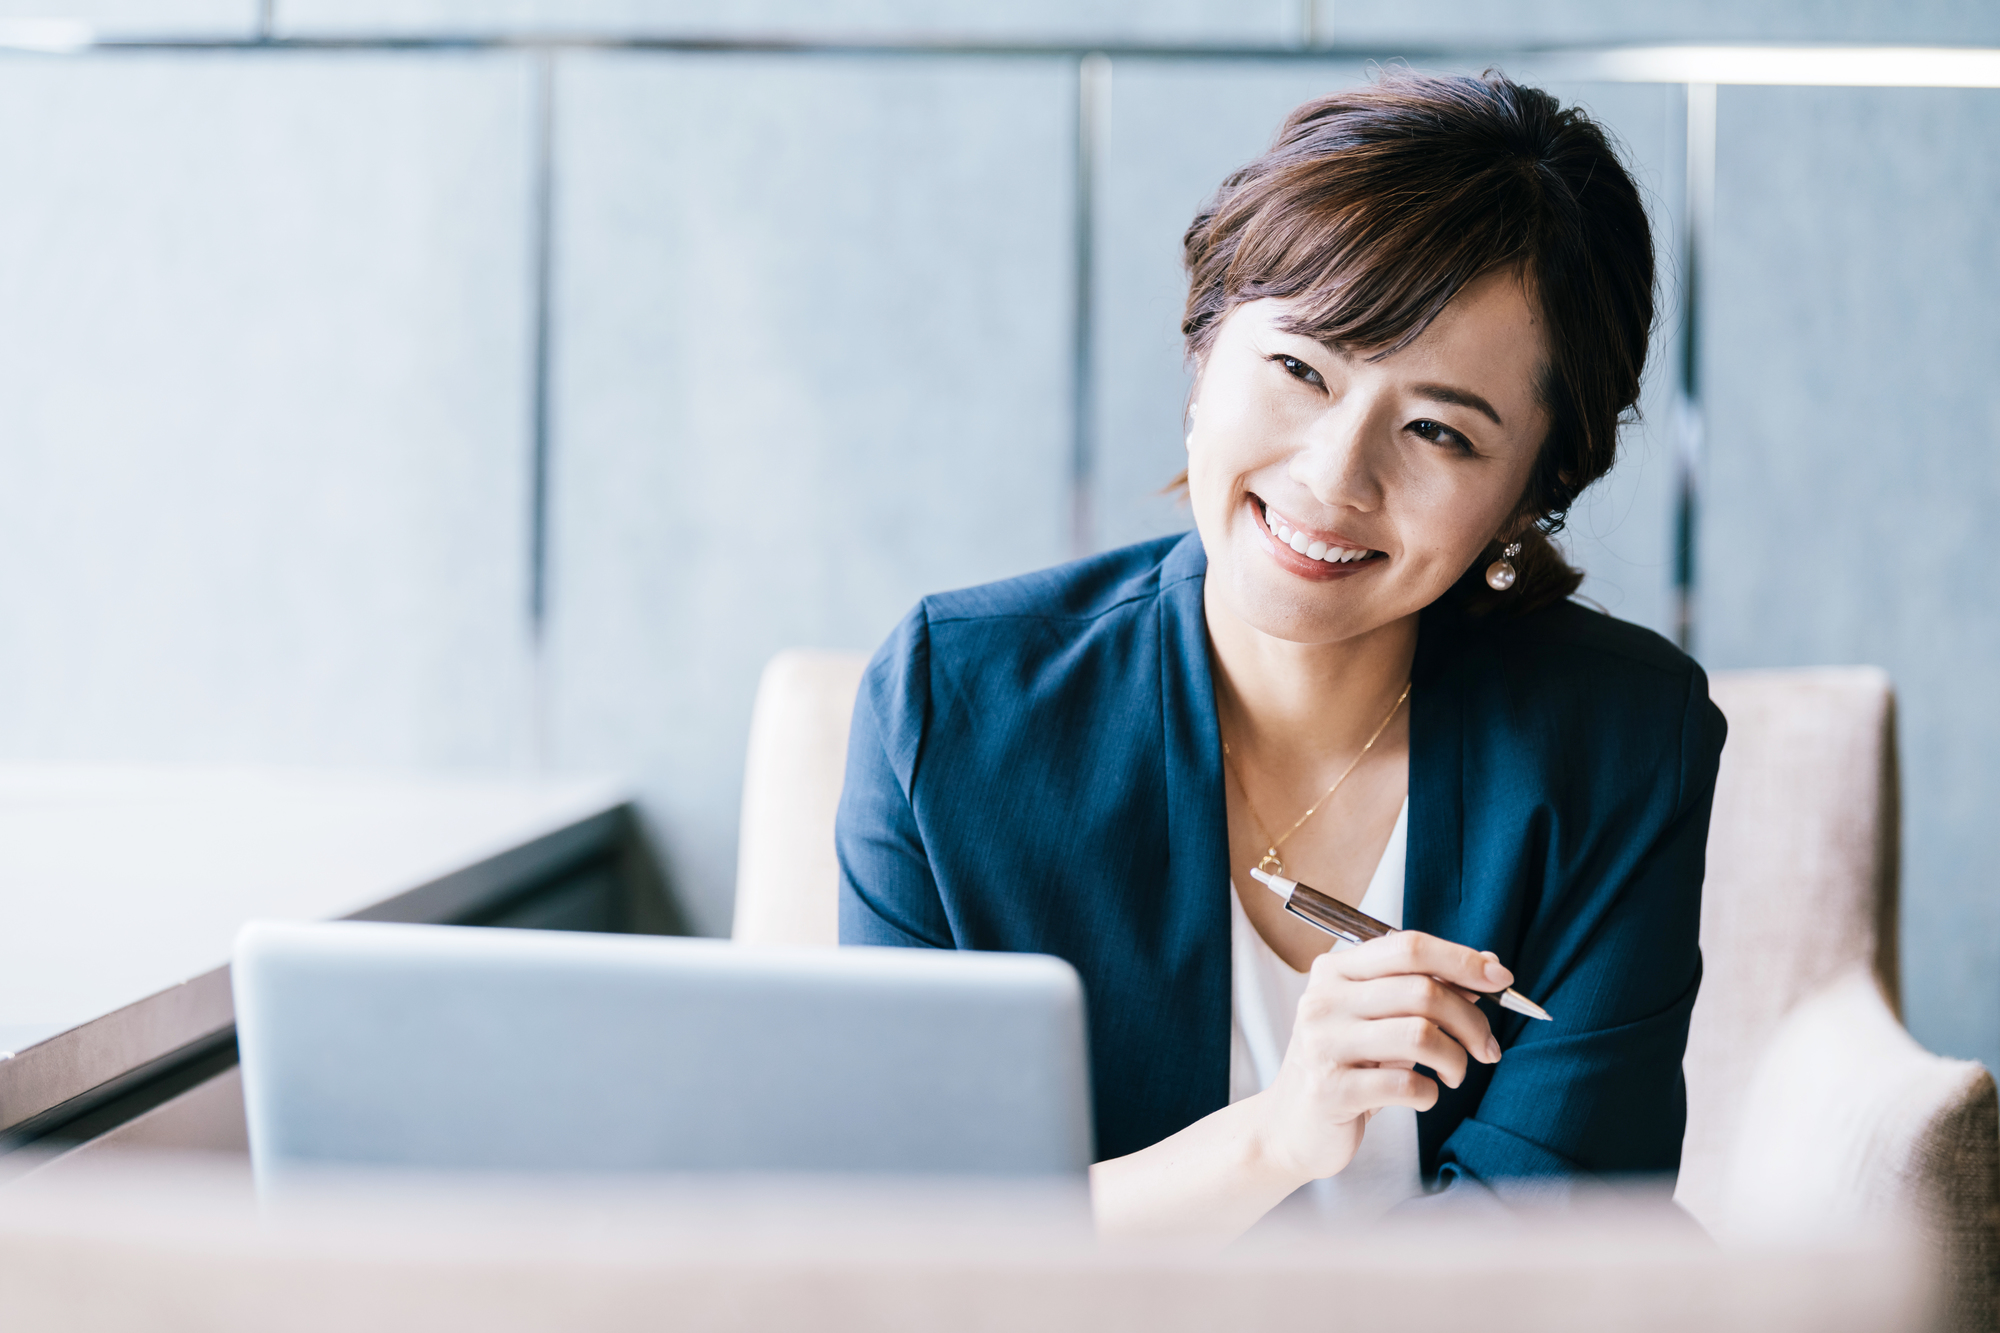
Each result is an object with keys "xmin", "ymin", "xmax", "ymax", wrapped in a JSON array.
[
  {"xmin": 1496, "ymin": 498, "xmax": 1545, "ymax": 545},
  {"xmin": 1183, "ymin": 362, "xmax": 1210, "ymax": 450}
]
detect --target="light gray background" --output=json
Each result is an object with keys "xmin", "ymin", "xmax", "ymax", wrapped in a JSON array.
[
  {"xmin": 1318, "ymin": 0, "xmax": 2000, "ymax": 45},
  {"xmin": 276, "ymin": 0, "xmax": 1299, "ymax": 42},
  {"xmin": 0, "ymin": 0, "xmax": 255, "ymax": 37},
  {"xmin": 1, "ymin": 3, "xmax": 1996, "ymax": 1072},
  {"xmin": 544, "ymin": 52, "xmax": 1076, "ymax": 925},
  {"xmin": 0, "ymin": 53, "xmax": 539, "ymax": 771}
]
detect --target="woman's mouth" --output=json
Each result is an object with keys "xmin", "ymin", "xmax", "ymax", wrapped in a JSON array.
[{"xmin": 1250, "ymin": 496, "xmax": 1386, "ymax": 580}]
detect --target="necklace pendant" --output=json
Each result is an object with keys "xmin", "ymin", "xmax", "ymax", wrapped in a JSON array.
[{"xmin": 1255, "ymin": 849, "xmax": 1286, "ymax": 877}]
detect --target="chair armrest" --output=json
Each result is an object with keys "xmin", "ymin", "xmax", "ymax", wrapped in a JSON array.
[{"xmin": 1717, "ymin": 967, "xmax": 1998, "ymax": 1329}]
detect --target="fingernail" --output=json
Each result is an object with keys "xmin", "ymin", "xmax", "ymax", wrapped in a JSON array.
[
  {"xmin": 1486, "ymin": 1038, "xmax": 1503, "ymax": 1063},
  {"xmin": 1484, "ymin": 960, "xmax": 1513, "ymax": 986}
]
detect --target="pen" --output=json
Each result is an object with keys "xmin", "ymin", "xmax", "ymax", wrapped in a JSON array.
[{"xmin": 1248, "ymin": 866, "xmax": 1553, "ymax": 1022}]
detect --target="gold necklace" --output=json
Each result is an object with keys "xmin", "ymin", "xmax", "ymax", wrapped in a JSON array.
[{"xmin": 1221, "ymin": 681, "xmax": 1411, "ymax": 879}]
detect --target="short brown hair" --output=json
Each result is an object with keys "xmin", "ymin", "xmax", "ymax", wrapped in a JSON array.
[{"xmin": 1181, "ymin": 69, "xmax": 1656, "ymax": 614}]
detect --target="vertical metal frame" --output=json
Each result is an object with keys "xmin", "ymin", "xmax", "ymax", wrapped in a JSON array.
[
  {"xmin": 527, "ymin": 48, "xmax": 557, "ymax": 648},
  {"xmin": 527, "ymin": 49, "xmax": 558, "ymax": 766},
  {"xmin": 1674, "ymin": 81, "xmax": 1716, "ymax": 652},
  {"xmin": 1070, "ymin": 53, "xmax": 1110, "ymax": 559}
]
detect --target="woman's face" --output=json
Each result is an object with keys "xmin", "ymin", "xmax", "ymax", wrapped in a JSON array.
[{"xmin": 1187, "ymin": 269, "xmax": 1553, "ymax": 647}]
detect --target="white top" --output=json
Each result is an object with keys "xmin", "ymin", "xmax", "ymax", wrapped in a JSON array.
[{"xmin": 1229, "ymin": 797, "xmax": 1423, "ymax": 1221}]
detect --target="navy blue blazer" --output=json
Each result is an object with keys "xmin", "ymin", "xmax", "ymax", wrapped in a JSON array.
[{"xmin": 837, "ymin": 531, "xmax": 1726, "ymax": 1187}]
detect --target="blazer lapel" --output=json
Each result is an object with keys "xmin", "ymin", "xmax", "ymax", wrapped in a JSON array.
[
  {"xmin": 1406, "ymin": 597, "xmax": 1468, "ymax": 931},
  {"xmin": 1157, "ymin": 533, "xmax": 1232, "ymax": 1119},
  {"xmin": 1406, "ymin": 597, "xmax": 1471, "ymax": 1178}
]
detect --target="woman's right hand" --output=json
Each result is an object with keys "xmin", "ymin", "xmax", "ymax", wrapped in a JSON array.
[
  {"xmin": 1089, "ymin": 931, "xmax": 1512, "ymax": 1240},
  {"xmin": 1248, "ymin": 931, "xmax": 1512, "ymax": 1183}
]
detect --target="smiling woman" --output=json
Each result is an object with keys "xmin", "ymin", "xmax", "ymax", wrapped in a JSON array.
[{"xmin": 837, "ymin": 70, "xmax": 1726, "ymax": 1239}]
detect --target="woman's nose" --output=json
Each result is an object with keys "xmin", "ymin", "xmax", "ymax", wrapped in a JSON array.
[{"xmin": 1288, "ymin": 405, "xmax": 1385, "ymax": 514}]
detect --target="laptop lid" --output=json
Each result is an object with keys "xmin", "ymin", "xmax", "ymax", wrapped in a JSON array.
[{"xmin": 233, "ymin": 922, "xmax": 1093, "ymax": 1181}]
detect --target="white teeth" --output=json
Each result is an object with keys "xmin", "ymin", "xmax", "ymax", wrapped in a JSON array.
[{"xmin": 1263, "ymin": 505, "xmax": 1376, "ymax": 565}]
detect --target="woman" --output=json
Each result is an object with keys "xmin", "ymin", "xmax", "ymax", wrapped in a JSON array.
[{"xmin": 837, "ymin": 70, "xmax": 1726, "ymax": 1238}]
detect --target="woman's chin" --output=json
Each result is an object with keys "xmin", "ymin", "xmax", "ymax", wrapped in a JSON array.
[{"xmin": 1213, "ymin": 563, "xmax": 1393, "ymax": 646}]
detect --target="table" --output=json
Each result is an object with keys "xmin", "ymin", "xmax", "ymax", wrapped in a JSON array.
[
  {"xmin": 0, "ymin": 1159, "xmax": 1937, "ymax": 1333},
  {"xmin": 0, "ymin": 765, "xmax": 655, "ymax": 1155}
]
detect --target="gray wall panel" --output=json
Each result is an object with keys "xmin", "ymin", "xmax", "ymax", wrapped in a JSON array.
[
  {"xmin": 0, "ymin": 1, "xmax": 255, "ymax": 38},
  {"xmin": 1320, "ymin": 0, "xmax": 2000, "ymax": 46},
  {"xmin": 277, "ymin": 0, "xmax": 1297, "ymax": 43},
  {"xmin": 547, "ymin": 53, "xmax": 1075, "ymax": 935},
  {"xmin": 0, "ymin": 54, "xmax": 538, "ymax": 770},
  {"xmin": 1700, "ymin": 86, "xmax": 2000, "ymax": 1071},
  {"xmin": 1094, "ymin": 62, "xmax": 1679, "ymax": 638}
]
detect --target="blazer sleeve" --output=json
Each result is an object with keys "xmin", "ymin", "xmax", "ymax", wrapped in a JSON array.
[
  {"xmin": 1431, "ymin": 663, "xmax": 1728, "ymax": 1190},
  {"xmin": 836, "ymin": 606, "xmax": 956, "ymax": 950}
]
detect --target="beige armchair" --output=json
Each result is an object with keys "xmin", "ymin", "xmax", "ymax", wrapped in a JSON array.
[
  {"xmin": 733, "ymin": 651, "xmax": 1998, "ymax": 1325},
  {"xmin": 1679, "ymin": 668, "xmax": 1997, "ymax": 1328}
]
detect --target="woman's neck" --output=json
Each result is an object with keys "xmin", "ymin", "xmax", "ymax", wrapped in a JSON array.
[{"xmin": 1203, "ymin": 581, "xmax": 1418, "ymax": 761}]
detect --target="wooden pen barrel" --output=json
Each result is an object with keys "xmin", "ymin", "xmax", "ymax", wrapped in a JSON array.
[{"xmin": 1282, "ymin": 883, "xmax": 1394, "ymax": 946}]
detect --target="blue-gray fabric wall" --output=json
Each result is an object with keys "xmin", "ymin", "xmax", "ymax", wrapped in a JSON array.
[{"xmin": 0, "ymin": 3, "xmax": 1996, "ymax": 1072}]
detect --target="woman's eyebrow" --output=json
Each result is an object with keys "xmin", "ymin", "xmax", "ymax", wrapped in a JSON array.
[{"xmin": 1410, "ymin": 382, "xmax": 1504, "ymax": 427}]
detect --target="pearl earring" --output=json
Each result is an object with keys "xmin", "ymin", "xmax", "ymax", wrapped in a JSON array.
[{"xmin": 1486, "ymin": 541, "xmax": 1523, "ymax": 591}]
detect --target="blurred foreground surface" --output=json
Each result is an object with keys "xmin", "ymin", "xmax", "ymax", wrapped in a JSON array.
[{"xmin": 0, "ymin": 1151, "xmax": 1934, "ymax": 1332}]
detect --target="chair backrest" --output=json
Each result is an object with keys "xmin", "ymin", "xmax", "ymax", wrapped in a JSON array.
[
  {"xmin": 732, "ymin": 649, "xmax": 868, "ymax": 947},
  {"xmin": 1675, "ymin": 666, "xmax": 1899, "ymax": 1226}
]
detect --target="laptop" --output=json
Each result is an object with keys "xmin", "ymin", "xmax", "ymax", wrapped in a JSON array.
[{"xmin": 233, "ymin": 921, "xmax": 1093, "ymax": 1182}]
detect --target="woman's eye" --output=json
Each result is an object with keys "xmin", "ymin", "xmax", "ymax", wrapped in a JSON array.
[
  {"xmin": 1274, "ymin": 355, "xmax": 1325, "ymax": 388},
  {"xmin": 1409, "ymin": 419, "xmax": 1473, "ymax": 453}
]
